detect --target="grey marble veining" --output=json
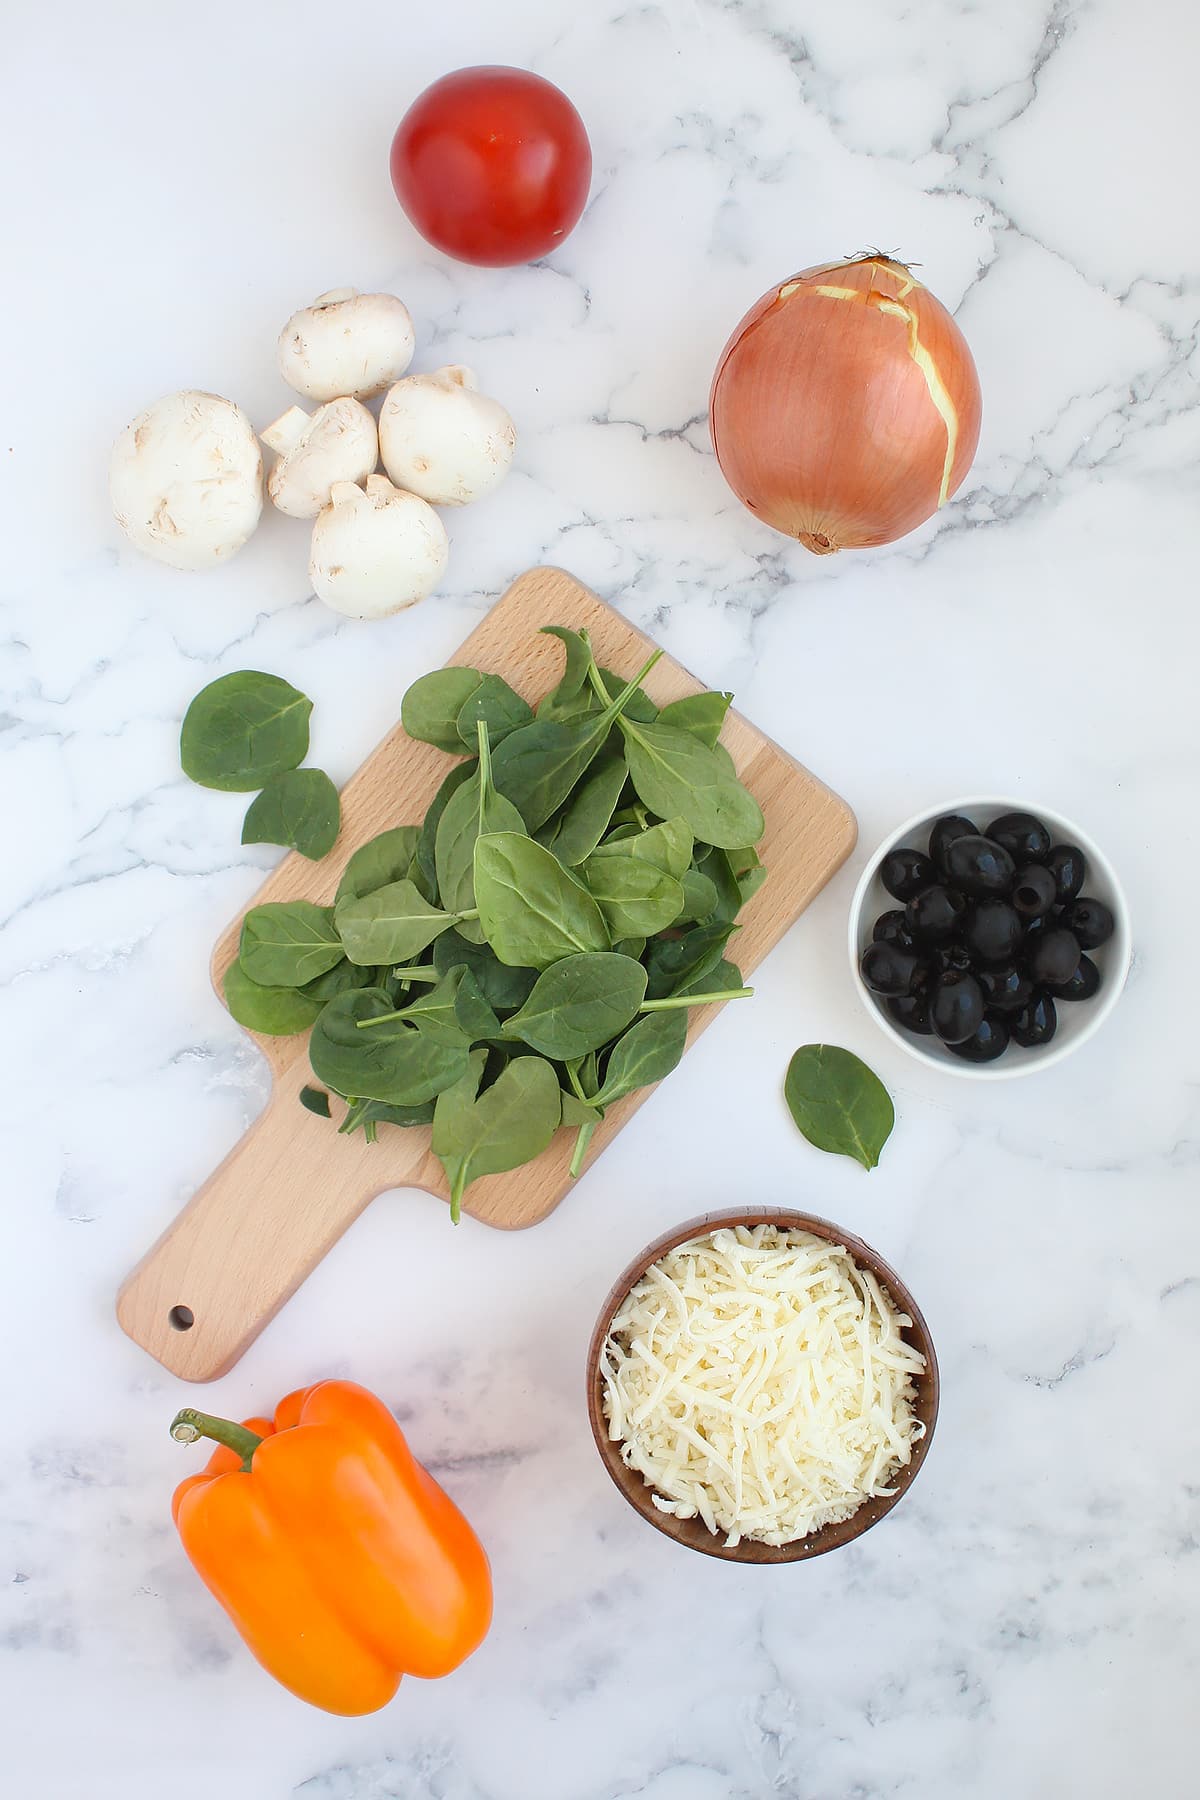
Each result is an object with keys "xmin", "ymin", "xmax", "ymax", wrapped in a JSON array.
[{"xmin": 2, "ymin": 0, "xmax": 1198, "ymax": 1794}]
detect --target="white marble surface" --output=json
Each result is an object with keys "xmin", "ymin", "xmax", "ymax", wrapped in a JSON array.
[{"xmin": 4, "ymin": 0, "xmax": 1198, "ymax": 1793}]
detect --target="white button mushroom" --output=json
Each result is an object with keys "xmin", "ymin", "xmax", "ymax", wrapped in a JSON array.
[
  {"xmin": 261, "ymin": 398, "xmax": 379, "ymax": 519},
  {"xmin": 309, "ymin": 474, "xmax": 448, "ymax": 619},
  {"xmin": 378, "ymin": 365, "xmax": 516, "ymax": 506},
  {"xmin": 278, "ymin": 288, "xmax": 416, "ymax": 403},
  {"xmin": 109, "ymin": 391, "xmax": 263, "ymax": 570}
]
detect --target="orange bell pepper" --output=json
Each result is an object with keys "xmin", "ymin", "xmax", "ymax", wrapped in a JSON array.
[{"xmin": 170, "ymin": 1379, "xmax": 492, "ymax": 1715}]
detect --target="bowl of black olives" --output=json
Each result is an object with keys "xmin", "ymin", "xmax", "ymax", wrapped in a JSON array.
[{"xmin": 848, "ymin": 798, "xmax": 1130, "ymax": 1077}]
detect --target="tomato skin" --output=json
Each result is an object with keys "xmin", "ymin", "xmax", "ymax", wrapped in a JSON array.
[{"xmin": 390, "ymin": 66, "xmax": 591, "ymax": 267}]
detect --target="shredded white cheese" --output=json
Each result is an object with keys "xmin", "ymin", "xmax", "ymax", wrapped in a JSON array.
[{"xmin": 601, "ymin": 1225, "xmax": 927, "ymax": 1548}]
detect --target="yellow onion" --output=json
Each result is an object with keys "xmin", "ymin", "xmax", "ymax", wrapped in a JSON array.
[{"xmin": 709, "ymin": 256, "xmax": 982, "ymax": 554}]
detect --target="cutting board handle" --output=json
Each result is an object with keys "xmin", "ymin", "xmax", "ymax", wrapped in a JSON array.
[{"xmin": 116, "ymin": 1058, "xmax": 430, "ymax": 1381}]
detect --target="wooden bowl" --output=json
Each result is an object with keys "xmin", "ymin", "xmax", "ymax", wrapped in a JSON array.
[{"xmin": 585, "ymin": 1207, "xmax": 939, "ymax": 1563}]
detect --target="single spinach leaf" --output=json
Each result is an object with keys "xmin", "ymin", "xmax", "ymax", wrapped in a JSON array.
[
  {"xmin": 592, "ymin": 1007, "xmax": 689, "ymax": 1108},
  {"xmin": 590, "ymin": 816, "xmax": 693, "ymax": 880},
  {"xmin": 619, "ymin": 718, "xmax": 764, "ymax": 851},
  {"xmin": 474, "ymin": 832, "xmax": 610, "ymax": 969},
  {"xmin": 559, "ymin": 1089, "xmax": 603, "ymax": 1127},
  {"xmin": 684, "ymin": 956, "xmax": 743, "ymax": 996},
  {"xmin": 340, "ymin": 1095, "xmax": 436, "ymax": 1135},
  {"xmin": 388, "ymin": 966, "xmax": 500, "ymax": 1045},
  {"xmin": 675, "ymin": 869, "xmax": 718, "ymax": 924},
  {"xmin": 537, "ymin": 750, "xmax": 627, "ymax": 865},
  {"xmin": 581, "ymin": 852, "xmax": 685, "ymax": 938},
  {"xmin": 738, "ymin": 863, "xmax": 768, "ymax": 905},
  {"xmin": 502, "ymin": 952, "xmax": 647, "ymax": 1060},
  {"xmin": 299, "ymin": 1085, "xmax": 332, "ymax": 1118},
  {"xmin": 432, "ymin": 1050, "xmax": 562, "ymax": 1222},
  {"xmin": 569, "ymin": 1048, "xmax": 601, "ymax": 1100},
  {"xmin": 435, "ymin": 728, "xmax": 525, "ymax": 944},
  {"xmin": 538, "ymin": 625, "xmax": 592, "ymax": 718},
  {"xmin": 643, "ymin": 920, "xmax": 738, "ymax": 999},
  {"xmin": 490, "ymin": 650, "xmax": 661, "ymax": 829},
  {"xmin": 447, "ymin": 965, "xmax": 503, "ymax": 1042},
  {"xmin": 223, "ymin": 959, "xmax": 322, "ymax": 1035},
  {"xmin": 656, "ymin": 691, "xmax": 732, "ymax": 748},
  {"xmin": 301, "ymin": 957, "xmax": 378, "ymax": 1002},
  {"xmin": 335, "ymin": 879, "xmax": 462, "ymax": 967},
  {"xmin": 336, "ymin": 826, "xmax": 421, "ymax": 904},
  {"xmin": 239, "ymin": 901, "xmax": 343, "ymax": 987},
  {"xmin": 537, "ymin": 657, "xmax": 656, "ymax": 726},
  {"xmin": 180, "ymin": 671, "xmax": 312, "ymax": 792},
  {"xmin": 726, "ymin": 844, "xmax": 761, "ymax": 878},
  {"xmin": 241, "ymin": 768, "xmax": 340, "ymax": 860},
  {"xmin": 432, "ymin": 928, "xmax": 537, "ymax": 1014},
  {"xmin": 309, "ymin": 988, "xmax": 470, "ymax": 1105},
  {"xmin": 455, "ymin": 673, "xmax": 533, "ymax": 749},
  {"xmin": 401, "ymin": 667, "xmax": 483, "ymax": 752},
  {"xmin": 783, "ymin": 1045, "xmax": 894, "ymax": 1172},
  {"xmin": 415, "ymin": 760, "xmax": 477, "ymax": 899},
  {"xmin": 695, "ymin": 844, "xmax": 744, "ymax": 923}
]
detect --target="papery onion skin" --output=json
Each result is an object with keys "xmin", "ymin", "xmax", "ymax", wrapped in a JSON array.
[{"xmin": 709, "ymin": 256, "xmax": 982, "ymax": 554}]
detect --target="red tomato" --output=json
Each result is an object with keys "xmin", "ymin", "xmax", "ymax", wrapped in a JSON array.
[{"xmin": 390, "ymin": 67, "xmax": 591, "ymax": 267}]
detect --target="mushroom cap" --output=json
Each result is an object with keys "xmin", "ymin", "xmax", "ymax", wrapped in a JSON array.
[
  {"xmin": 378, "ymin": 365, "xmax": 516, "ymax": 506},
  {"xmin": 309, "ymin": 474, "xmax": 448, "ymax": 618},
  {"xmin": 278, "ymin": 290, "xmax": 416, "ymax": 403},
  {"xmin": 109, "ymin": 391, "xmax": 263, "ymax": 571},
  {"xmin": 264, "ymin": 398, "xmax": 379, "ymax": 519}
]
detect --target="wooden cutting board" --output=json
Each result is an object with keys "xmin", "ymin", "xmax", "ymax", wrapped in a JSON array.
[{"xmin": 118, "ymin": 567, "xmax": 856, "ymax": 1380}]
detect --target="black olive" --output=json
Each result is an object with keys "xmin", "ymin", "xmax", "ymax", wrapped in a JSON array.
[
  {"xmin": 950, "ymin": 1014, "xmax": 1011, "ymax": 1063},
  {"xmin": 1011, "ymin": 991, "xmax": 1058, "ymax": 1047},
  {"xmin": 977, "ymin": 965, "xmax": 1035, "ymax": 1013},
  {"xmin": 961, "ymin": 901, "xmax": 1023, "ymax": 966},
  {"xmin": 873, "ymin": 908, "xmax": 917, "ymax": 950},
  {"xmin": 1046, "ymin": 844, "xmax": 1086, "ymax": 904},
  {"xmin": 929, "ymin": 971, "xmax": 985, "ymax": 1044},
  {"xmin": 905, "ymin": 884, "xmax": 967, "ymax": 942},
  {"xmin": 880, "ymin": 847, "xmax": 937, "ymax": 902},
  {"xmin": 886, "ymin": 992, "xmax": 932, "ymax": 1035},
  {"xmin": 930, "ymin": 942, "xmax": 973, "ymax": 979},
  {"xmin": 942, "ymin": 835, "xmax": 1016, "ymax": 897},
  {"xmin": 1011, "ymin": 865, "xmax": 1058, "ymax": 921},
  {"xmin": 987, "ymin": 811, "xmax": 1053, "ymax": 863},
  {"xmin": 1060, "ymin": 897, "xmax": 1114, "ymax": 950},
  {"xmin": 1027, "ymin": 928, "xmax": 1081, "ymax": 987},
  {"xmin": 928, "ymin": 813, "xmax": 980, "ymax": 872},
  {"xmin": 1048, "ymin": 954, "xmax": 1101, "ymax": 1001},
  {"xmin": 861, "ymin": 941, "xmax": 924, "ymax": 997}
]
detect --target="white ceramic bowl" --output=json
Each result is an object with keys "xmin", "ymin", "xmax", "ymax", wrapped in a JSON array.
[{"xmin": 848, "ymin": 796, "xmax": 1131, "ymax": 1079}]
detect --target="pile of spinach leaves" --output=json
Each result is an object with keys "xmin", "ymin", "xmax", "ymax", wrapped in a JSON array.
[{"xmin": 220, "ymin": 627, "xmax": 768, "ymax": 1220}]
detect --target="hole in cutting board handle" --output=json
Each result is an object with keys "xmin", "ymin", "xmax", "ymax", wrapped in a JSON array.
[{"xmin": 168, "ymin": 1305, "xmax": 195, "ymax": 1331}]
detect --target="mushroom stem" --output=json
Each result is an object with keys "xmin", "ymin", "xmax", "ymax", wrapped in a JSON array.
[{"xmin": 260, "ymin": 405, "xmax": 310, "ymax": 456}]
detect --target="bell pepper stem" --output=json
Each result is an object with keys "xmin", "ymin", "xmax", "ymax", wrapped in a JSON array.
[{"xmin": 171, "ymin": 1408, "xmax": 264, "ymax": 1472}]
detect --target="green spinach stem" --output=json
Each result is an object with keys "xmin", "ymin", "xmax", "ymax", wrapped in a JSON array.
[
  {"xmin": 639, "ymin": 987, "xmax": 753, "ymax": 1011},
  {"xmin": 476, "ymin": 720, "xmax": 493, "ymax": 838},
  {"xmin": 569, "ymin": 1121, "xmax": 596, "ymax": 1178},
  {"xmin": 586, "ymin": 644, "xmax": 663, "ymax": 713}
]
